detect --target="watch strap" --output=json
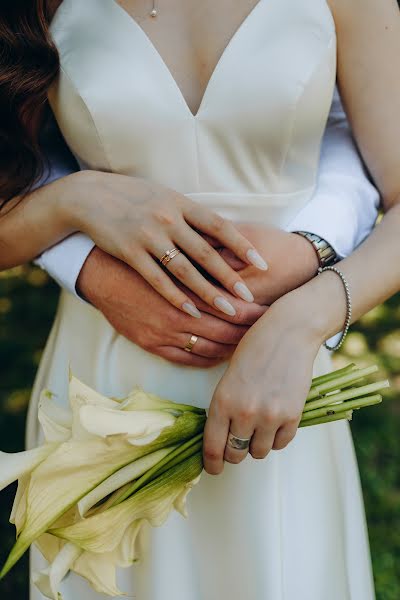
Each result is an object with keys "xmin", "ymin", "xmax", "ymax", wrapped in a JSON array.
[{"xmin": 293, "ymin": 231, "xmax": 338, "ymax": 267}]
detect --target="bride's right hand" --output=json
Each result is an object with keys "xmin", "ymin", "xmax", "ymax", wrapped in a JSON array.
[{"xmin": 67, "ymin": 170, "xmax": 268, "ymax": 318}]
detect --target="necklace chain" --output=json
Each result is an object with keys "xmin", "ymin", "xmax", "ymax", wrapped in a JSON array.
[{"xmin": 150, "ymin": 0, "xmax": 157, "ymax": 17}]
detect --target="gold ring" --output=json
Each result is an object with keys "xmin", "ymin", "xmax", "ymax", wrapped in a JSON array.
[
  {"xmin": 184, "ymin": 334, "xmax": 198, "ymax": 353},
  {"xmin": 160, "ymin": 247, "xmax": 181, "ymax": 266},
  {"xmin": 227, "ymin": 431, "xmax": 251, "ymax": 451}
]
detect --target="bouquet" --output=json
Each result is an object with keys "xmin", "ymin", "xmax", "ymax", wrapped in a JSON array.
[{"xmin": 0, "ymin": 363, "xmax": 389, "ymax": 598}]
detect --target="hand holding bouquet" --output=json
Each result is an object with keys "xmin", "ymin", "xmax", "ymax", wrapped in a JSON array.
[{"xmin": 0, "ymin": 364, "xmax": 389, "ymax": 598}]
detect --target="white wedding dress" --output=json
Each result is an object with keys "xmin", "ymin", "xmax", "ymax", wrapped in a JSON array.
[{"xmin": 27, "ymin": 0, "xmax": 375, "ymax": 598}]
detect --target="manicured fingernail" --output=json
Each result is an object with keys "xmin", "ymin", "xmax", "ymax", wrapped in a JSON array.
[
  {"xmin": 233, "ymin": 281, "xmax": 254, "ymax": 303},
  {"xmin": 214, "ymin": 296, "xmax": 236, "ymax": 316},
  {"xmin": 247, "ymin": 249, "xmax": 269, "ymax": 270},
  {"xmin": 182, "ymin": 302, "xmax": 201, "ymax": 318}
]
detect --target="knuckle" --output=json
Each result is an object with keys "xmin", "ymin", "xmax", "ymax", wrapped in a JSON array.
[
  {"xmin": 171, "ymin": 263, "xmax": 189, "ymax": 280},
  {"xmin": 203, "ymin": 447, "xmax": 220, "ymax": 462},
  {"xmin": 151, "ymin": 207, "xmax": 176, "ymax": 226},
  {"xmin": 261, "ymin": 405, "xmax": 282, "ymax": 425},
  {"xmin": 149, "ymin": 271, "xmax": 165, "ymax": 289},
  {"xmin": 197, "ymin": 243, "xmax": 214, "ymax": 262},
  {"xmin": 210, "ymin": 213, "xmax": 225, "ymax": 233},
  {"xmin": 136, "ymin": 332, "xmax": 155, "ymax": 352},
  {"xmin": 215, "ymin": 390, "xmax": 232, "ymax": 412},
  {"xmin": 137, "ymin": 224, "xmax": 156, "ymax": 245},
  {"xmin": 225, "ymin": 453, "xmax": 244, "ymax": 465},
  {"xmin": 237, "ymin": 404, "xmax": 257, "ymax": 422},
  {"xmin": 120, "ymin": 241, "xmax": 139, "ymax": 265},
  {"xmin": 286, "ymin": 415, "xmax": 301, "ymax": 428}
]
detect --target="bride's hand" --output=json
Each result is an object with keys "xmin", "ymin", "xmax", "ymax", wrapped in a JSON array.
[
  {"xmin": 202, "ymin": 290, "xmax": 322, "ymax": 475},
  {"xmin": 67, "ymin": 170, "xmax": 268, "ymax": 317}
]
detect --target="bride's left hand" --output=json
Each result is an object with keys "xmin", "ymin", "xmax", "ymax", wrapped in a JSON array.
[{"xmin": 202, "ymin": 290, "xmax": 322, "ymax": 475}]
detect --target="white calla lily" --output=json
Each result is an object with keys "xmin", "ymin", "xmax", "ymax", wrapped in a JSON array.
[
  {"xmin": 78, "ymin": 447, "xmax": 176, "ymax": 517},
  {"xmin": 34, "ymin": 524, "xmax": 145, "ymax": 597},
  {"xmin": 78, "ymin": 405, "xmax": 176, "ymax": 443},
  {"xmin": 120, "ymin": 388, "xmax": 203, "ymax": 415},
  {"xmin": 51, "ymin": 453, "xmax": 203, "ymax": 554},
  {"xmin": 33, "ymin": 542, "xmax": 83, "ymax": 600},
  {"xmin": 72, "ymin": 549, "xmax": 124, "ymax": 596},
  {"xmin": 69, "ymin": 375, "xmax": 121, "ymax": 440},
  {"xmin": 38, "ymin": 391, "xmax": 72, "ymax": 443},
  {"xmin": 0, "ymin": 444, "xmax": 58, "ymax": 493},
  {"xmin": 110, "ymin": 519, "xmax": 145, "ymax": 567},
  {"xmin": 9, "ymin": 474, "xmax": 30, "ymax": 534},
  {"xmin": 0, "ymin": 411, "xmax": 205, "ymax": 578}
]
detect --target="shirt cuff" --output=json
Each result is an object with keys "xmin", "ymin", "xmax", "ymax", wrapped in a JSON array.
[
  {"xmin": 34, "ymin": 233, "xmax": 95, "ymax": 300},
  {"xmin": 286, "ymin": 175, "xmax": 379, "ymax": 259}
]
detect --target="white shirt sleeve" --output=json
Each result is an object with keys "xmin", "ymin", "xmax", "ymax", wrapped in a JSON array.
[
  {"xmin": 286, "ymin": 85, "xmax": 380, "ymax": 258},
  {"xmin": 33, "ymin": 115, "xmax": 95, "ymax": 300}
]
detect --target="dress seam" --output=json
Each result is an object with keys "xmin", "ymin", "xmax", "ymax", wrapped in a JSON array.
[{"xmin": 57, "ymin": 66, "xmax": 113, "ymax": 172}]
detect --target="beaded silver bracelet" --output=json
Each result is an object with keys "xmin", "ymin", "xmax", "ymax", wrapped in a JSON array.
[{"xmin": 317, "ymin": 266, "xmax": 352, "ymax": 352}]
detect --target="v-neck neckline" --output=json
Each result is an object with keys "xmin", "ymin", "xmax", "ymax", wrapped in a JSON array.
[{"xmin": 109, "ymin": 0, "xmax": 265, "ymax": 118}]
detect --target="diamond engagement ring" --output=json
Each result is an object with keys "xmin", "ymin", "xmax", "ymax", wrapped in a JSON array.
[
  {"xmin": 227, "ymin": 431, "xmax": 251, "ymax": 451},
  {"xmin": 160, "ymin": 247, "xmax": 181, "ymax": 266}
]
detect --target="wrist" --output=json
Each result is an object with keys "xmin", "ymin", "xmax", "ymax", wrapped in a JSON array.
[
  {"xmin": 62, "ymin": 170, "xmax": 106, "ymax": 232},
  {"xmin": 291, "ymin": 231, "xmax": 337, "ymax": 269},
  {"xmin": 287, "ymin": 232, "xmax": 320, "ymax": 277},
  {"xmin": 76, "ymin": 245, "xmax": 108, "ymax": 305},
  {"xmin": 273, "ymin": 271, "xmax": 349, "ymax": 345}
]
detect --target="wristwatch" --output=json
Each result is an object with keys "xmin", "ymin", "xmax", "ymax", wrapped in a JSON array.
[{"xmin": 292, "ymin": 231, "xmax": 338, "ymax": 268}]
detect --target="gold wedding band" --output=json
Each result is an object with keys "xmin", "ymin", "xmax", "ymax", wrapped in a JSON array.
[
  {"xmin": 184, "ymin": 334, "xmax": 198, "ymax": 353},
  {"xmin": 160, "ymin": 247, "xmax": 181, "ymax": 266},
  {"xmin": 227, "ymin": 431, "xmax": 251, "ymax": 451}
]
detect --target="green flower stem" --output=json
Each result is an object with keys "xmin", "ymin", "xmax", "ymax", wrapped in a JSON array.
[
  {"xmin": 112, "ymin": 433, "xmax": 204, "ymax": 506},
  {"xmin": 299, "ymin": 410, "xmax": 353, "ymax": 428},
  {"xmin": 306, "ymin": 365, "xmax": 379, "ymax": 402},
  {"xmin": 301, "ymin": 394, "xmax": 382, "ymax": 422},
  {"xmin": 145, "ymin": 439, "xmax": 203, "ymax": 482},
  {"xmin": 303, "ymin": 380, "xmax": 390, "ymax": 413},
  {"xmin": 310, "ymin": 364, "xmax": 356, "ymax": 388}
]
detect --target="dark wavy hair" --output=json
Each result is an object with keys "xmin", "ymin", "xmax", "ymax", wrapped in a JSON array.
[{"xmin": 0, "ymin": 0, "xmax": 60, "ymax": 207}]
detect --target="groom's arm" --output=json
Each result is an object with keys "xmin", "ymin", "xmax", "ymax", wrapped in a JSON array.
[{"xmin": 286, "ymin": 86, "xmax": 379, "ymax": 256}]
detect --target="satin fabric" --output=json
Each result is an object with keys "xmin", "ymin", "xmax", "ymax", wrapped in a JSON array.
[{"xmin": 28, "ymin": 0, "xmax": 375, "ymax": 598}]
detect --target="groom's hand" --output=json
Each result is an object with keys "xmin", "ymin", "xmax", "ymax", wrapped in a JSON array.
[
  {"xmin": 76, "ymin": 247, "xmax": 266, "ymax": 367},
  {"xmin": 182, "ymin": 225, "xmax": 320, "ymax": 318}
]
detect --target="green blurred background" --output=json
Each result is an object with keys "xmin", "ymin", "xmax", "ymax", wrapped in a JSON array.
[{"xmin": 0, "ymin": 266, "xmax": 399, "ymax": 599}]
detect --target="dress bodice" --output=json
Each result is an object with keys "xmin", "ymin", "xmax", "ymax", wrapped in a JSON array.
[{"xmin": 49, "ymin": 0, "xmax": 336, "ymax": 226}]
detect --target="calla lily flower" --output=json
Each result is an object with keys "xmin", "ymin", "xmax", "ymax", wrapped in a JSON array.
[
  {"xmin": 0, "ymin": 373, "xmax": 206, "ymax": 598},
  {"xmin": 0, "ymin": 375, "xmax": 205, "ymax": 580},
  {"xmin": 0, "ymin": 444, "xmax": 58, "ymax": 494},
  {"xmin": 51, "ymin": 453, "xmax": 203, "ymax": 554},
  {"xmin": 0, "ymin": 364, "xmax": 388, "ymax": 598}
]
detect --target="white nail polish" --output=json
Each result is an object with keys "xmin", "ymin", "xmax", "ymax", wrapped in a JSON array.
[
  {"xmin": 233, "ymin": 281, "xmax": 254, "ymax": 303},
  {"xmin": 182, "ymin": 302, "xmax": 201, "ymax": 318},
  {"xmin": 247, "ymin": 249, "xmax": 269, "ymax": 271},
  {"xmin": 214, "ymin": 296, "xmax": 236, "ymax": 316}
]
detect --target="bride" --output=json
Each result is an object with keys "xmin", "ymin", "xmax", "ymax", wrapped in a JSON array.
[{"xmin": 1, "ymin": 0, "xmax": 400, "ymax": 598}]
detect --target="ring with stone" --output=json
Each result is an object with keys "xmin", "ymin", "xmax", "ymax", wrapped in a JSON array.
[{"xmin": 160, "ymin": 247, "xmax": 181, "ymax": 266}]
